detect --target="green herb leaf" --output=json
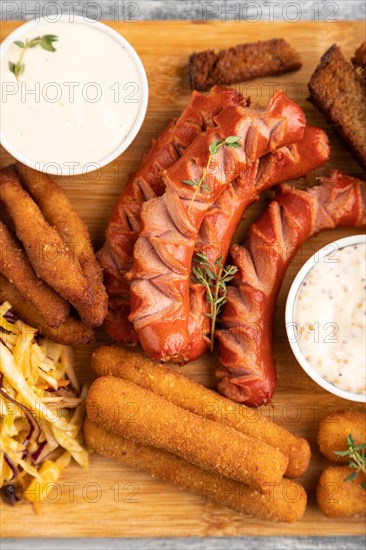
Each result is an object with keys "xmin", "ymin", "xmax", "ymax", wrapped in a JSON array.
[
  {"xmin": 344, "ymin": 471, "xmax": 358, "ymax": 483},
  {"xmin": 9, "ymin": 34, "xmax": 58, "ymax": 80},
  {"xmin": 334, "ymin": 450, "xmax": 350, "ymax": 457},
  {"xmin": 224, "ymin": 135, "xmax": 241, "ymax": 145},
  {"xmin": 191, "ymin": 252, "xmax": 238, "ymax": 352},
  {"xmin": 182, "ymin": 135, "xmax": 242, "ymax": 209},
  {"xmin": 41, "ymin": 38, "xmax": 57, "ymax": 52},
  {"xmin": 27, "ymin": 39, "xmax": 40, "ymax": 48},
  {"xmin": 208, "ymin": 140, "xmax": 222, "ymax": 155},
  {"xmin": 336, "ymin": 433, "xmax": 366, "ymax": 490}
]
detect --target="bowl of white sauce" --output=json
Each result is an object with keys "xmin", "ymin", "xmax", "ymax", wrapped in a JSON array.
[
  {"xmin": 0, "ymin": 16, "xmax": 148, "ymax": 175},
  {"xmin": 286, "ymin": 235, "xmax": 366, "ymax": 403}
]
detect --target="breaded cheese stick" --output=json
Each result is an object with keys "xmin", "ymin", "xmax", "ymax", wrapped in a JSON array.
[
  {"xmin": 0, "ymin": 166, "xmax": 91, "ymax": 310},
  {"xmin": 84, "ymin": 418, "xmax": 307, "ymax": 523},
  {"xmin": 86, "ymin": 376, "xmax": 288, "ymax": 493},
  {"xmin": 0, "ymin": 274, "xmax": 94, "ymax": 345},
  {"xmin": 318, "ymin": 410, "xmax": 366, "ymax": 462},
  {"xmin": 317, "ymin": 465, "xmax": 366, "ymax": 518},
  {"xmin": 92, "ymin": 346, "xmax": 310, "ymax": 478},
  {"xmin": 0, "ymin": 220, "xmax": 69, "ymax": 327},
  {"xmin": 15, "ymin": 162, "xmax": 107, "ymax": 327}
]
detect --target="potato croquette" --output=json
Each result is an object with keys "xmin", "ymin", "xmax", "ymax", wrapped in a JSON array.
[
  {"xmin": 318, "ymin": 410, "xmax": 366, "ymax": 462},
  {"xmin": 317, "ymin": 465, "xmax": 366, "ymax": 518}
]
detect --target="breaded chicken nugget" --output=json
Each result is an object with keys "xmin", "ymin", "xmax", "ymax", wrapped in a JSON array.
[
  {"xmin": 317, "ymin": 465, "xmax": 366, "ymax": 518},
  {"xmin": 318, "ymin": 410, "xmax": 366, "ymax": 462},
  {"xmin": 0, "ymin": 219, "xmax": 69, "ymax": 327},
  {"xmin": 92, "ymin": 346, "xmax": 310, "ymax": 478},
  {"xmin": 0, "ymin": 166, "xmax": 91, "ymax": 310},
  {"xmin": 84, "ymin": 419, "xmax": 307, "ymax": 523},
  {"xmin": 0, "ymin": 274, "xmax": 94, "ymax": 345},
  {"xmin": 16, "ymin": 163, "xmax": 107, "ymax": 326},
  {"xmin": 86, "ymin": 376, "xmax": 288, "ymax": 493}
]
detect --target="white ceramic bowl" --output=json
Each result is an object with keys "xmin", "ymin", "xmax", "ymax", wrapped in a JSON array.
[
  {"xmin": 0, "ymin": 16, "xmax": 148, "ymax": 175},
  {"xmin": 285, "ymin": 234, "xmax": 366, "ymax": 403}
]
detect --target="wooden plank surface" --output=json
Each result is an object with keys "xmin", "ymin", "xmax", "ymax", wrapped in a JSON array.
[{"xmin": 0, "ymin": 20, "xmax": 365, "ymax": 538}]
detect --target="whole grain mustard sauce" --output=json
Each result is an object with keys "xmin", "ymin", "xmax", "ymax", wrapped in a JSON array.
[
  {"xmin": 0, "ymin": 20, "xmax": 142, "ymax": 172},
  {"xmin": 294, "ymin": 242, "xmax": 366, "ymax": 395}
]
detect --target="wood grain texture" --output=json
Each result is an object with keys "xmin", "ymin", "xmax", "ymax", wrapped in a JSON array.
[{"xmin": 0, "ymin": 21, "xmax": 365, "ymax": 538}]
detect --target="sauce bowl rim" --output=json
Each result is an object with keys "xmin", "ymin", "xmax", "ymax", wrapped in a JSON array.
[
  {"xmin": 285, "ymin": 234, "xmax": 366, "ymax": 403},
  {"xmin": 0, "ymin": 15, "xmax": 149, "ymax": 176}
]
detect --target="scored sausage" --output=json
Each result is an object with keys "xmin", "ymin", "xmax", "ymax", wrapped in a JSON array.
[
  {"xmin": 128, "ymin": 91, "xmax": 306, "ymax": 362},
  {"xmin": 184, "ymin": 125, "xmax": 330, "ymax": 362},
  {"xmin": 98, "ymin": 86, "xmax": 247, "ymax": 344},
  {"xmin": 216, "ymin": 171, "xmax": 366, "ymax": 406}
]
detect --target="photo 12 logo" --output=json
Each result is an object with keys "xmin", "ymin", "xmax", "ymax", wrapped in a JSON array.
[
  {"xmin": 201, "ymin": 1, "xmax": 340, "ymax": 22},
  {"xmin": 1, "ymin": 1, "xmax": 140, "ymax": 23}
]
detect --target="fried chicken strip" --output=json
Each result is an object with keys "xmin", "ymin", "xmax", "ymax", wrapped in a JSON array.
[
  {"xmin": 0, "ymin": 166, "xmax": 91, "ymax": 310},
  {"xmin": 317, "ymin": 465, "xmax": 366, "ymax": 518},
  {"xmin": 0, "ymin": 220, "xmax": 69, "ymax": 327},
  {"xmin": 84, "ymin": 419, "xmax": 307, "ymax": 523},
  {"xmin": 0, "ymin": 274, "xmax": 94, "ymax": 345},
  {"xmin": 318, "ymin": 410, "xmax": 366, "ymax": 463},
  {"xmin": 86, "ymin": 376, "xmax": 288, "ymax": 493},
  {"xmin": 15, "ymin": 162, "xmax": 107, "ymax": 327},
  {"xmin": 92, "ymin": 346, "xmax": 310, "ymax": 478}
]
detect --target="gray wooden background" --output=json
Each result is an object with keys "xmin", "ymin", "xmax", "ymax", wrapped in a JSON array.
[{"xmin": 1, "ymin": 1, "xmax": 365, "ymax": 549}]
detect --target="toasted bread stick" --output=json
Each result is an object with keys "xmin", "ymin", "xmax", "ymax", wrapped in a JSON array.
[
  {"xmin": 84, "ymin": 419, "xmax": 307, "ymax": 523},
  {"xmin": 0, "ymin": 220, "xmax": 69, "ymax": 327},
  {"xmin": 189, "ymin": 39, "xmax": 302, "ymax": 91},
  {"xmin": 0, "ymin": 166, "xmax": 91, "ymax": 310},
  {"xmin": 0, "ymin": 274, "xmax": 94, "ymax": 345},
  {"xmin": 86, "ymin": 376, "xmax": 288, "ymax": 493},
  {"xmin": 318, "ymin": 410, "xmax": 366, "ymax": 463},
  {"xmin": 317, "ymin": 465, "xmax": 366, "ymax": 518},
  {"xmin": 92, "ymin": 346, "xmax": 310, "ymax": 478},
  {"xmin": 15, "ymin": 162, "xmax": 107, "ymax": 326}
]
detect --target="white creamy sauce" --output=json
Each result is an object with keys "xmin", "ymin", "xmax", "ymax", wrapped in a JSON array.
[
  {"xmin": 0, "ymin": 21, "xmax": 142, "ymax": 171},
  {"xmin": 294, "ymin": 242, "xmax": 366, "ymax": 395}
]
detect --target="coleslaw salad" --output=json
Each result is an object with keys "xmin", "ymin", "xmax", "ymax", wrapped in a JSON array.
[{"xmin": 0, "ymin": 301, "xmax": 89, "ymax": 508}]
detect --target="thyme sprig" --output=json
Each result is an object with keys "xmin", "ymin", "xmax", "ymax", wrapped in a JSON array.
[
  {"xmin": 182, "ymin": 136, "xmax": 241, "ymax": 210},
  {"xmin": 9, "ymin": 35, "xmax": 58, "ymax": 80},
  {"xmin": 192, "ymin": 251, "xmax": 238, "ymax": 351},
  {"xmin": 334, "ymin": 433, "xmax": 366, "ymax": 489}
]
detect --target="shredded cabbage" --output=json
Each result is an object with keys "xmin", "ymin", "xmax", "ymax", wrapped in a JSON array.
[{"xmin": 0, "ymin": 301, "xmax": 89, "ymax": 505}]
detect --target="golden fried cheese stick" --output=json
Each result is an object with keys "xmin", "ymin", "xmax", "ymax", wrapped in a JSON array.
[
  {"xmin": 0, "ymin": 220, "xmax": 69, "ymax": 327},
  {"xmin": 15, "ymin": 162, "xmax": 107, "ymax": 327},
  {"xmin": 0, "ymin": 166, "xmax": 91, "ymax": 310},
  {"xmin": 0, "ymin": 274, "xmax": 94, "ymax": 345},
  {"xmin": 84, "ymin": 419, "xmax": 307, "ymax": 523},
  {"xmin": 318, "ymin": 410, "xmax": 366, "ymax": 462},
  {"xmin": 317, "ymin": 465, "xmax": 366, "ymax": 518},
  {"xmin": 86, "ymin": 376, "xmax": 288, "ymax": 493},
  {"xmin": 92, "ymin": 346, "xmax": 310, "ymax": 478}
]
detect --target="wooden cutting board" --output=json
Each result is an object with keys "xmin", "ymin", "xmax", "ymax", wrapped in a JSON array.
[{"xmin": 1, "ymin": 20, "xmax": 365, "ymax": 538}]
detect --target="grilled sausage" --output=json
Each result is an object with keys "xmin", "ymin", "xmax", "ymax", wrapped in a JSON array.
[
  {"xmin": 97, "ymin": 86, "xmax": 247, "ymax": 344},
  {"xmin": 128, "ymin": 91, "xmax": 306, "ymax": 362},
  {"xmin": 216, "ymin": 171, "xmax": 366, "ymax": 406}
]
